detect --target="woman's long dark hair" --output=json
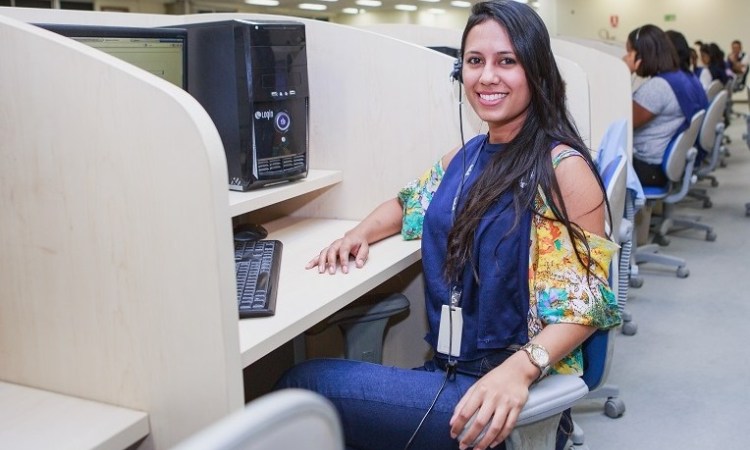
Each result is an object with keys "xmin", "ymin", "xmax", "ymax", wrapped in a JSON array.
[{"xmin": 444, "ymin": 0, "xmax": 609, "ymax": 282}]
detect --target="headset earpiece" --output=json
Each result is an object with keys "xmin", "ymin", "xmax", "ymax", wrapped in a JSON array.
[{"xmin": 450, "ymin": 58, "xmax": 463, "ymax": 83}]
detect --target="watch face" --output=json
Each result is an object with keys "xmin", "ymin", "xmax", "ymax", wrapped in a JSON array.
[{"xmin": 531, "ymin": 346, "xmax": 550, "ymax": 366}]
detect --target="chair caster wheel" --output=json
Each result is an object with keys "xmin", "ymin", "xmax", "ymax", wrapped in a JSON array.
[
  {"xmin": 706, "ymin": 231, "xmax": 717, "ymax": 241},
  {"xmin": 622, "ymin": 321, "xmax": 638, "ymax": 336},
  {"xmin": 711, "ymin": 179, "xmax": 719, "ymax": 187},
  {"xmin": 604, "ymin": 398, "xmax": 626, "ymax": 418},
  {"xmin": 630, "ymin": 276, "xmax": 644, "ymax": 288},
  {"xmin": 703, "ymin": 199, "xmax": 713, "ymax": 208},
  {"xmin": 677, "ymin": 267, "xmax": 690, "ymax": 278},
  {"xmin": 653, "ymin": 234, "xmax": 670, "ymax": 246}
]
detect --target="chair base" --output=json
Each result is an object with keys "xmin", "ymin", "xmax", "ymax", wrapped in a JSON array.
[
  {"xmin": 635, "ymin": 244, "xmax": 689, "ymax": 278},
  {"xmin": 621, "ymin": 309, "xmax": 637, "ymax": 336},
  {"xmin": 670, "ymin": 216, "xmax": 717, "ymax": 241}
]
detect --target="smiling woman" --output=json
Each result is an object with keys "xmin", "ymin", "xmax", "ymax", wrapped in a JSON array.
[{"xmin": 275, "ymin": 2, "xmax": 621, "ymax": 450}]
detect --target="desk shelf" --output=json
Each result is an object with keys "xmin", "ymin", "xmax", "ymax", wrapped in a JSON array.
[
  {"xmin": 228, "ymin": 169, "xmax": 343, "ymax": 218},
  {"xmin": 238, "ymin": 216, "xmax": 422, "ymax": 367},
  {"xmin": 0, "ymin": 381, "xmax": 149, "ymax": 450}
]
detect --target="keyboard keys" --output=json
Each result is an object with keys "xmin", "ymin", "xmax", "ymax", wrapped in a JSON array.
[{"xmin": 234, "ymin": 239, "xmax": 282, "ymax": 318}]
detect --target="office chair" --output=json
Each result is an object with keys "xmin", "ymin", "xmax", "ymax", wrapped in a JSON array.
[
  {"xmin": 633, "ymin": 110, "xmax": 705, "ymax": 279},
  {"xmin": 173, "ymin": 389, "xmax": 344, "ymax": 450},
  {"xmin": 690, "ymin": 89, "xmax": 728, "ymax": 203},
  {"xmin": 568, "ymin": 150, "xmax": 630, "ymax": 449},
  {"xmin": 306, "ymin": 293, "xmax": 410, "ymax": 363},
  {"xmin": 705, "ymin": 79, "xmax": 724, "ymax": 103},
  {"xmin": 661, "ymin": 91, "xmax": 726, "ymax": 242},
  {"xmin": 595, "ymin": 119, "xmax": 639, "ymax": 335}
]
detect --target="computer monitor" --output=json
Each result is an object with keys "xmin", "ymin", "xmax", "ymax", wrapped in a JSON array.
[{"xmin": 35, "ymin": 23, "xmax": 187, "ymax": 90}]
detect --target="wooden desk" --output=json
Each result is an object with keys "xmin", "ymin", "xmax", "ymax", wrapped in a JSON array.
[
  {"xmin": 0, "ymin": 381, "xmax": 149, "ymax": 450},
  {"xmin": 238, "ymin": 216, "xmax": 422, "ymax": 367}
]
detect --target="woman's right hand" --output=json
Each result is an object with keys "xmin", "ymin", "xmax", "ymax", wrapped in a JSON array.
[{"xmin": 305, "ymin": 230, "xmax": 370, "ymax": 274}]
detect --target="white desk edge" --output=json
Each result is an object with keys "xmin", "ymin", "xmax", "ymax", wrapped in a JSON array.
[{"xmin": 0, "ymin": 381, "xmax": 149, "ymax": 450}]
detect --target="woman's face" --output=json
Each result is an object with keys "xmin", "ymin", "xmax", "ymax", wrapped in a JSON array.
[
  {"xmin": 700, "ymin": 51, "xmax": 710, "ymax": 65},
  {"xmin": 623, "ymin": 40, "xmax": 639, "ymax": 73},
  {"xmin": 461, "ymin": 19, "xmax": 531, "ymax": 143}
]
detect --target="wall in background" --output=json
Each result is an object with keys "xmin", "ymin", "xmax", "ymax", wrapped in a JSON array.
[{"xmin": 555, "ymin": 0, "xmax": 750, "ymax": 52}]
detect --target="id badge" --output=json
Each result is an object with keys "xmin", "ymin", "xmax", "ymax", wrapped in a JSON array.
[{"xmin": 437, "ymin": 304, "xmax": 463, "ymax": 357}]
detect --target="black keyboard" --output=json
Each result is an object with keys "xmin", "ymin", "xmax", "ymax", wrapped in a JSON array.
[{"xmin": 234, "ymin": 239, "xmax": 282, "ymax": 318}]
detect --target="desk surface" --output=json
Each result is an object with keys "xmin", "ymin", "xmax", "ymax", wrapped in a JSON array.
[
  {"xmin": 238, "ymin": 216, "xmax": 422, "ymax": 367},
  {"xmin": 0, "ymin": 381, "xmax": 149, "ymax": 450}
]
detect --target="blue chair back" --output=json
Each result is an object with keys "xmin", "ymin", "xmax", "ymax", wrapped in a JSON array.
[{"xmin": 582, "ymin": 147, "xmax": 628, "ymax": 391}]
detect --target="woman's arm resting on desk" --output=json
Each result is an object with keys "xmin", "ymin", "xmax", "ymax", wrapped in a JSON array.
[{"xmin": 306, "ymin": 198, "xmax": 403, "ymax": 274}]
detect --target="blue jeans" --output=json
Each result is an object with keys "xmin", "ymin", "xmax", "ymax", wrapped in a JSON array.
[{"xmin": 274, "ymin": 352, "xmax": 515, "ymax": 450}]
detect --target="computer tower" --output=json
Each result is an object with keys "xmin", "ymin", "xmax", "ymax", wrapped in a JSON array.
[{"xmin": 184, "ymin": 20, "xmax": 309, "ymax": 191}]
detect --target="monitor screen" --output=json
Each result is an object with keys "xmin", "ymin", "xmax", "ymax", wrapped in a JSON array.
[{"xmin": 35, "ymin": 24, "xmax": 187, "ymax": 89}]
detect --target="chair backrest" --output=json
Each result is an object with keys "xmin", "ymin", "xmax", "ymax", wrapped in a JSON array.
[
  {"xmin": 582, "ymin": 153, "xmax": 628, "ymax": 392},
  {"xmin": 699, "ymin": 90, "xmax": 728, "ymax": 152},
  {"xmin": 663, "ymin": 110, "xmax": 705, "ymax": 182},
  {"xmin": 173, "ymin": 389, "xmax": 345, "ymax": 450},
  {"xmin": 600, "ymin": 154, "xmax": 627, "ymax": 242},
  {"xmin": 705, "ymin": 79, "xmax": 724, "ymax": 102}
]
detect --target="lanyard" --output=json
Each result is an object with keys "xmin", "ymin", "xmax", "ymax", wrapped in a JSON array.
[
  {"xmin": 447, "ymin": 136, "xmax": 487, "ymax": 308},
  {"xmin": 450, "ymin": 136, "xmax": 486, "ymax": 224}
]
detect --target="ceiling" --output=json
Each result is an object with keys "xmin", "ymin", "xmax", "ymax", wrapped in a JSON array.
[{"xmin": 207, "ymin": 0, "xmax": 481, "ymax": 19}]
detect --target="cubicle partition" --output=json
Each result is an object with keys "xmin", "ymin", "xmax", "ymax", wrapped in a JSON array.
[
  {"xmin": 0, "ymin": 8, "xmax": 478, "ymax": 449},
  {"xmin": 0, "ymin": 9, "xmax": 633, "ymax": 449}
]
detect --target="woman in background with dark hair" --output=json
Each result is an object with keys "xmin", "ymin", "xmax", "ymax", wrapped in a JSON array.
[
  {"xmin": 276, "ymin": 2, "xmax": 620, "ymax": 449},
  {"xmin": 699, "ymin": 42, "xmax": 730, "ymax": 89},
  {"xmin": 624, "ymin": 24, "xmax": 707, "ymax": 187},
  {"xmin": 667, "ymin": 30, "xmax": 710, "ymax": 162}
]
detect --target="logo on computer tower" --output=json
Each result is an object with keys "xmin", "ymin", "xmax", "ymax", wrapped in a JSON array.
[{"xmin": 255, "ymin": 110, "xmax": 274, "ymax": 120}]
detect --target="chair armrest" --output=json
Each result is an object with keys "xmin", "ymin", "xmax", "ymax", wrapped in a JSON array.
[{"xmin": 516, "ymin": 375, "xmax": 588, "ymax": 427}]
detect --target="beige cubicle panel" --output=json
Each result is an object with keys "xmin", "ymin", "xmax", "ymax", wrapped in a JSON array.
[
  {"xmin": 0, "ymin": 13, "xmax": 243, "ymax": 450},
  {"xmin": 552, "ymin": 37, "xmax": 633, "ymax": 157},
  {"xmin": 361, "ymin": 23, "xmax": 463, "ymax": 49},
  {"xmin": 355, "ymin": 23, "xmax": 594, "ymax": 151}
]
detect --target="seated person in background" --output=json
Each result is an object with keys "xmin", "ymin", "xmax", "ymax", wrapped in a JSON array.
[
  {"xmin": 667, "ymin": 30, "xmax": 711, "ymax": 163},
  {"xmin": 624, "ymin": 25, "xmax": 707, "ymax": 187},
  {"xmin": 690, "ymin": 48, "xmax": 701, "ymax": 78},
  {"xmin": 727, "ymin": 39, "xmax": 749, "ymax": 89},
  {"xmin": 276, "ymin": 2, "xmax": 621, "ymax": 450},
  {"xmin": 699, "ymin": 42, "xmax": 730, "ymax": 89},
  {"xmin": 727, "ymin": 39, "xmax": 748, "ymax": 76}
]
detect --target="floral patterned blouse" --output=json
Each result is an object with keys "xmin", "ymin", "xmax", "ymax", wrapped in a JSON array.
[{"xmin": 397, "ymin": 148, "xmax": 621, "ymax": 375}]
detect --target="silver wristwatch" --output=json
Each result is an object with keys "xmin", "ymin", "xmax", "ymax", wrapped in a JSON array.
[{"xmin": 521, "ymin": 342, "xmax": 550, "ymax": 380}]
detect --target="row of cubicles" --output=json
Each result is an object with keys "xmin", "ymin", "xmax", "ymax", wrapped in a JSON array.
[{"xmin": 0, "ymin": 9, "xmax": 631, "ymax": 449}]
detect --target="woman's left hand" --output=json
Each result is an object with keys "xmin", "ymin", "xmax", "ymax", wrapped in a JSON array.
[{"xmin": 449, "ymin": 355, "xmax": 537, "ymax": 450}]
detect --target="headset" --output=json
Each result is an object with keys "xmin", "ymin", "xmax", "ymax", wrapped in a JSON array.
[{"xmin": 450, "ymin": 58, "xmax": 463, "ymax": 83}]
